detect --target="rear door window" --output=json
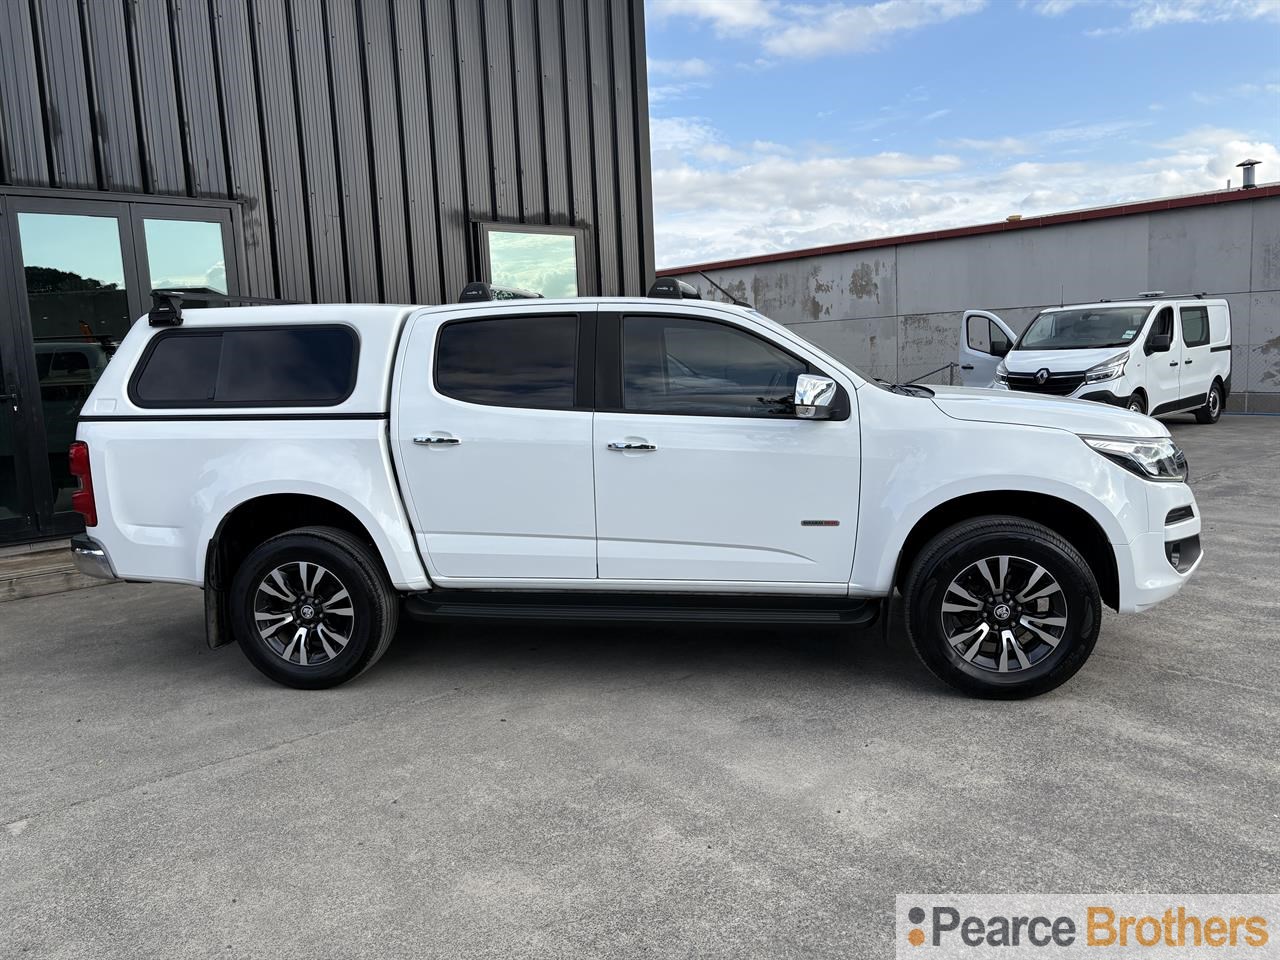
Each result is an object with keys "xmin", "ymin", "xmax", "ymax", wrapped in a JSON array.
[
  {"xmin": 130, "ymin": 326, "xmax": 357, "ymax": 407},
  {"xmin": 434, "ymin": 315, "xmax": 579, "ymax": 410}
]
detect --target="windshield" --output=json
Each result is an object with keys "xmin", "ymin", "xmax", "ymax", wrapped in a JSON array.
[{"xmin": 1015, "ymin": 306, "xmax": 1152, "ymax": 351}]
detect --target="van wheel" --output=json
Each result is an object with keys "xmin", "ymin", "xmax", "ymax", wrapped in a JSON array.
[
  {"xmin": 1195, "ymin": 381, "xmax": 1222, "ymax": 424},
  {"xmin": 1126, "ymin": 392, "xmax": 1146, "ymax": 414},
  {"xmin": 902, "ymin": 516, "xmax": 1101, "ymax": 699},
  {"xmin": 229, "ymin": 526, "xmax": 399, "ymax": 689}
]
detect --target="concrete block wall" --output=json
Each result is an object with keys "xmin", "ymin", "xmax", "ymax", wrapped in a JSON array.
[{"xmin": 668, "ymin": 194, "xmax": 1280, "ymax": 412}]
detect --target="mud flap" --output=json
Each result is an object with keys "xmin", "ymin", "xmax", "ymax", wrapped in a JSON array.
[{"xmin": 204, "ymin": 543, "xmax": 234, "ymax": 649}]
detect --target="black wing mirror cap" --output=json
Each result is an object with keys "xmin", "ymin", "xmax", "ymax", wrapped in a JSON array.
[{"xmin": 1146, "ymin": 333, "xmax": 1172, "ymax": 354}]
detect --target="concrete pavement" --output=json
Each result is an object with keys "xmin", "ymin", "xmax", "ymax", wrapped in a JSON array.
[{"xmin": 2, "ymin": 416, "xmax": 1277, "ymax": 959}]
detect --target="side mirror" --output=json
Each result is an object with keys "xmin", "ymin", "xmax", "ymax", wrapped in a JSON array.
[
  {"xmin": 794, "ymin": 374, "xmax": 838, "ymax": 419},
  {"xmin": 1147, "ymin": 333, "xmax": 1172, "ymax": 354}
]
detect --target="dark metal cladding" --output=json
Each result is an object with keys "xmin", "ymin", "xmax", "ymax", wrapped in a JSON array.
[{"xmin": 0, "ymin": 0, "xmax": 653, "ymax": 302}]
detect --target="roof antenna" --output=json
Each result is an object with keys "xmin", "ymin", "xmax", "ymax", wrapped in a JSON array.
[
  {"xmin": 1060, "ymin": 283, "xmax": 1063, "ymax": 308},
  {"xmin": 698, "ymin": 270, "xmax": 752, "ymax": 308}
]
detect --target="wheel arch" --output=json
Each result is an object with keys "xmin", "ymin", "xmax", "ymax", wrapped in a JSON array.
[
  {"xmin": 202, "ymin": 494, "xmax": 391, "ymax": 649},
  {"xmin": 893, "ymin": 490, "xmax": 1120, "ymax": 611}
]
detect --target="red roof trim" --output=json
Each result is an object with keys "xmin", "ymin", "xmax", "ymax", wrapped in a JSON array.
[{"xmin": 656, "ymin": 183, "xmax": 1280, "ymax": 276}]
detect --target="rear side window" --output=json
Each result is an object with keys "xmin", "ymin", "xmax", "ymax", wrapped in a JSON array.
[
  {"xmin": 1180, "ymin": 306, "xmax": 1210, "ymax": 348},
  {"xmin": 435, "ymin": 315, "xmax": 578, "ymax": 409},
  {"xmin": 131, "ymin": 326, "xmax": 357, "ymax": 407}
]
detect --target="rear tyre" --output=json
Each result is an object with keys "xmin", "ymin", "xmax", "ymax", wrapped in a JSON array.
[
  {"xmin": 1195, "ymin": 381, "xmax": 1222, "ymax": 424},
  {"xmin": 230, "ymin": 525, "xmax": 399, "ymax": 689},
  {"xmin": 1126, "ymin": 392, "xmax": 1146, "ymax": 414},
  {"xmin": 902, "ymin": 516, "xmax": 1101, "ymax": 699}
]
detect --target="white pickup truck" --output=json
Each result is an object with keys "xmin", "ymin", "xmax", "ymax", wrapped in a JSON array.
[{"xmin": 70, "ymin": 286, "xmax": 1202, "ymax": 698}]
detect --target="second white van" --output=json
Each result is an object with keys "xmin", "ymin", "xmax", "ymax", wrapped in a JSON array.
[{"xmin": 960, "ymin": 296, "xmax": 1231, "ymax": 423}]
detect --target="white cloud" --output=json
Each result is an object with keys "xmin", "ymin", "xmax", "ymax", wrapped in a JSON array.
[
  {"xmin": 647, "ymin": 57, "xmax": 713, "ymax": 77},
  {"xmin": 1021, "ymin": 0, "xmax": 1084, "ymax": 14},
  {"xmin": 650, "ymin": 0, "xmax": 987, "ymax": 58},
  {"xmin": 1074, "ymin": 0, "xmax": 1280, "ymax": 33},
  {"xmin": 651, "ymin": 117, "xmax": 1279, "ymax": 267},
  {"xmin": 763, "ymin": 0, "xmax": 987, "ymax": 56},
  {"xmin": 649, "ymin": 0, "xmax": 776, "ymax": 33}
]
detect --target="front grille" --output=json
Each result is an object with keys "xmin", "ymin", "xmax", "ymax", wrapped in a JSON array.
[{"xmin": 1006, "ymin": 371, "xmax": 1087, "ymax": 396}]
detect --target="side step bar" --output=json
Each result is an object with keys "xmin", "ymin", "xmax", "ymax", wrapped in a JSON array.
[{"xmin": 404, "ymin": 590, "xmax": 881, "ymax": 627}]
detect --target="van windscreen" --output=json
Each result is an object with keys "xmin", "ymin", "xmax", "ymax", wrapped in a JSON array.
[{"xmin": 1015, "ymin": 306, "xmax": 1151, "ymax": 351}]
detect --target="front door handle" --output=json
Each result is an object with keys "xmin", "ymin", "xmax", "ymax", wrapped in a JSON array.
[
  {"xmin": 1169, "ymin": 361, "xmax": 1178, "ymax": 367},
  {"xmin": 414, "ymin": 435, "xmax": 460, "ymax": 445},
  {"xmin": 608, "ymin": 441, "xmax": 656, "ymax": 451}
]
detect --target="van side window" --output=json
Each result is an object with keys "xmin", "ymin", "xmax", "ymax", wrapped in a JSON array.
[
  {"xmin": 1180, "ymin": 306, "xmax": 1210, "ymax": 348},
  {"xmin": 965, "ymin": 314, "xmax": 991, "ymax": 353}
]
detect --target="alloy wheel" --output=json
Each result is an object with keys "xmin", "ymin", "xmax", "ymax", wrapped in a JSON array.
[
  {"xmin": 253, "ymin": 561, "xmax": 355, "ymax": 666},
  {"xmin": 939, "ymin": 555, "xmax": 1069, "ymax": 673}
]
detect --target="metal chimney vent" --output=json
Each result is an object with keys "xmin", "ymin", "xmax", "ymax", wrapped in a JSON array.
[{"xmin": 1237, "ymin": 158, "xmax": 1261, "ymax": 189}]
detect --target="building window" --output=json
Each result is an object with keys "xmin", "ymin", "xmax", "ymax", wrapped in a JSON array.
[
  {"xmin": 477, "ymin": 224, "xmax": 586, "ymax": 299},
  {"xmin": 143, "ymin": 218, "xmax": 229, "ymax": 294}
]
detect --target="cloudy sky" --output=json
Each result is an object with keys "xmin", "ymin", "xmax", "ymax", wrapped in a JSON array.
[{"xmin": 644, "ymin": 0, "xmax": 1280, "ymax": 268}]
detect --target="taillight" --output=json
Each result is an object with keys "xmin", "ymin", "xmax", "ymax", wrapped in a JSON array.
[{"xmin": 69, "ymin": 441, "xmax": 97, "ymax": 527}]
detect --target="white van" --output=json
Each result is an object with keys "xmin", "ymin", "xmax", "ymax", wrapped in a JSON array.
[{"xmin": 959, "ymin": 296, "xmax": 1231, "ymax": 423}]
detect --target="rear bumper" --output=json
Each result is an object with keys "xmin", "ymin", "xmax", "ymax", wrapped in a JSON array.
[{"xmin": 70, "ymin": 534, "xmax": 118, "ymax": 581}]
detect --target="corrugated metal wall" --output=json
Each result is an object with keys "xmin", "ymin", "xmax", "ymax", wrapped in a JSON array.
[{"xmin": 0, "ymin": 0, "xmax": 654, "ymax": 303}]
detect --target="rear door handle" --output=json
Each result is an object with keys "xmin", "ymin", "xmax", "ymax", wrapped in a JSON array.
[
  {"xmin": 1184, "ymin": 359, "xmax": 1193, "ymax": 364},
  {"xmin": 414, "ymin": 435, "xmax": 460, "ymax": 445},
  {"xmin": 1169, "ymin": 361, "xmax": 1178, "ymax": 367},
  {"xmin": 608, "ymin": 441, "xmax": 656, "ymax": 451}
]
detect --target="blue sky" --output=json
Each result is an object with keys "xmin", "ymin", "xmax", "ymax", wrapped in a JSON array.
[{"xmin": 644, "ymin": 0, "xmax": 1280, "ymax": 267}]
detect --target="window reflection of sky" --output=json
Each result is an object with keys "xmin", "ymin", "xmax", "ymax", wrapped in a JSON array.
[
  {"xmin": 487, "ymin": 231, "xmax": 578, "ymax": 298},
  {"xmin": 144, "ymin": 219, "xmax": 227, "ymax": 292},
  {"xmin": 18, "ymin": 213, "xmax": 126, "ymax": 287}
]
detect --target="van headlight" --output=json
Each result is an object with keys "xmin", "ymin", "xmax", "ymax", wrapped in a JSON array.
[
  {"xmin": 1082, "ymin": 435, "xmax": 1187, "ymax": 482},
  {"xmin": 1084, "ymin": 352, "xmax": 1128, "ymax": 384},
  {"xmin": 994, "ymin": 358, "xmax": 1008, "ymax": 385}
]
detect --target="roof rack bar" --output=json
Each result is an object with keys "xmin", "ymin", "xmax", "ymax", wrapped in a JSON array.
[
  {"xmin": 458, "ymin": 281, "xmax": 544, "ymax": 302},
  {"xmin": 148, "ymin": 288, "xmax": 300, "ymax": 326}
]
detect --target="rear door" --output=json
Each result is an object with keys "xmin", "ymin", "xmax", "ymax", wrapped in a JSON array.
[
  {"xmin": 1177, "ymin": 303, "xmax": 1212, "ymax": 405},
  {"xmin": 392, "ymin": 305, "xmax": 597, "ymax": 581},
  {"xmin": 960, "ymin": 310, "xmax": 1016, "ymax": 386}
]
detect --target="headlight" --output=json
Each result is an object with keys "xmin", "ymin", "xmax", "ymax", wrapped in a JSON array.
[
  {"xmin": 994, "ymin": 358, "xmax": 1008, "ymax": 385},
  {"xmin": 1082, "ymin": 435, "xmax": 1187, "ymax": 482},
  {"xmin": 1084, "ymin": 351, "xmax": 1129, "ymax": 384}
]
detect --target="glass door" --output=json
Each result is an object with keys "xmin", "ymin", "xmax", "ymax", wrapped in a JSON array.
[
  {"xmin": 5, "ymin": 197, "xmax": 141, "ymax": 537},
  {"xmin": 0, "ymin": 192, "xmax": 241, "ymax": 544}
]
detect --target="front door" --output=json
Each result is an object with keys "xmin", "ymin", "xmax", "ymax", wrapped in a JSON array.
[
  {"xmin": 959, "ymin": 310, "xmax": 1017, "ymax": 387},
  {"xmin": 393, "ymin": 305, "xmax": 598, "ymax": 581},
  {"xmin": 0, "ymin": 193, "xmax": 238, "ymax": 543},
  {"xmin": 593, "ymin": 311, "xmax": 860, "ymax": 589}
]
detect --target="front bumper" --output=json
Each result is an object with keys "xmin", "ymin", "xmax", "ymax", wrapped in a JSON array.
[
  {"xmin": 1113, "ymin": 483, "xmax": 1202, "ymax": 613},
  {"xmin": 71, "ymin": 534, "xmax": 118, "ymax": 581}
]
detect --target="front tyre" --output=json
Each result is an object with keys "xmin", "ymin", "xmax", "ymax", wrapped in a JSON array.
[
  {"xmin": 1126, "ymin": 392, "xmax": 1146, "ymax": 414},
  {"xmin": 1195, "ymin": 381, "xmax": 1222, "ymax": 424},
  {"xmin": 230, "ymin": 526, "xmax": 399, "ymax": 689},
  {"xmin": 903, "ymin": 516, "xmax": 1101, "ymax": 698}
]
